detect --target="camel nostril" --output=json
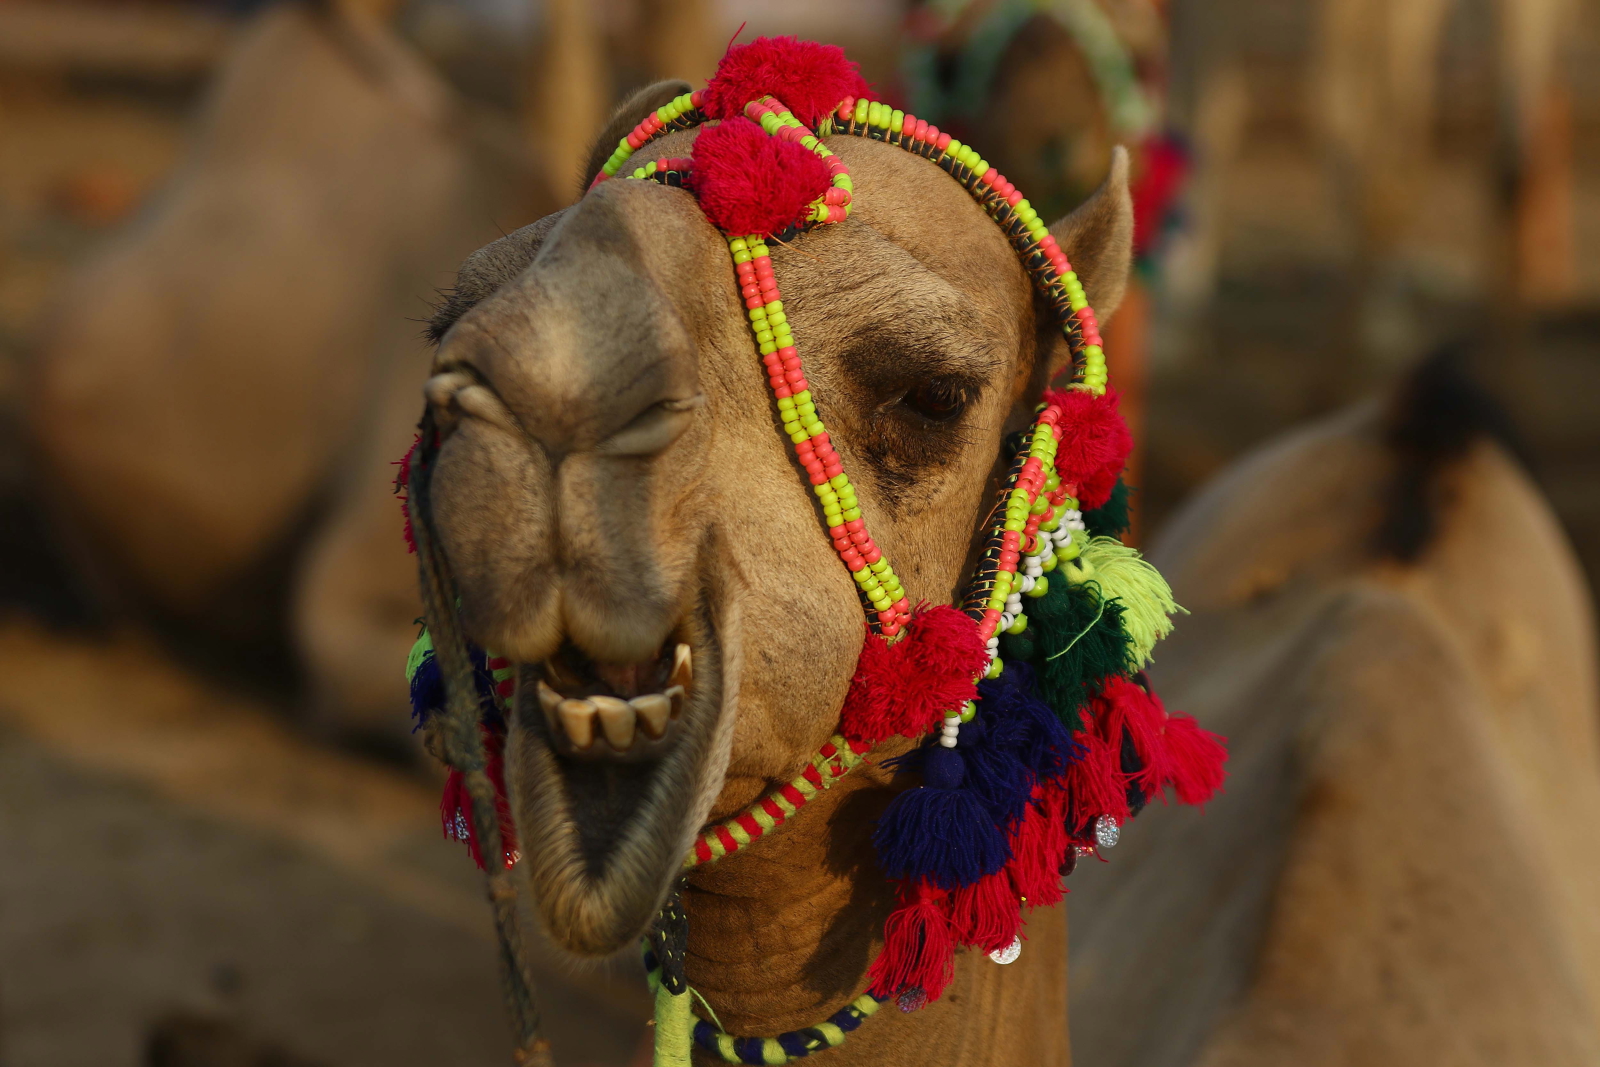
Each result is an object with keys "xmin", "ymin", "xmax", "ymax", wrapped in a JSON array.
[{"xmin": 595, "ymin": 394, "xmax": 705, "ymax": 456}]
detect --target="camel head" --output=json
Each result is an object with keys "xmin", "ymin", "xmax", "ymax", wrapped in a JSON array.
[{"xmin": 417, "ymin": 78, "xmax": 1133, "ymax": 959}]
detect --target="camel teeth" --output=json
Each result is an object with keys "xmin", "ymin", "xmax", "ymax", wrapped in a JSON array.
[
  {"xmin": 591, "ymin": 695, "xmax": 636, "ymax": 750},
  {"xmin": 536, "ymin": 680, "xmax": 562, "ymax": 731},
  {"xmin": 664, "ymin": 684, "xmax": 685, "ymax": 719},
  {"xmin": 670, "ymin": 643, "xmax": 693, "ymax": 691},
  {"xmin": 630, "ymin": 693, "xmax": 671, "ymax": 739},
  {"xmin": 557, "ymin": 699, "xmax": 597, "ymax": 749}
]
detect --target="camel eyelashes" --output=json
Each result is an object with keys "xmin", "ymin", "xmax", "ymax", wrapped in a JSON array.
[{"xmin": 901, "ymin": 377, "xmax": 975, "ymax": 422}]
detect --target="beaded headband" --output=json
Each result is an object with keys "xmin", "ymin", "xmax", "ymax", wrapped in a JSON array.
[{"xmin": 404, "ymin": 36, "xmax": 1227, "ymax": 1067}]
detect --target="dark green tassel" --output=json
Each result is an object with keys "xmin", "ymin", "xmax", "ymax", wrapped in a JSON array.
[
  {"xmin": 1084, "ymin": 477, "xmax": 1133, "ymax": 538},
  {"xmin": 1028, "ymin": 578, "xmax": 1135, "ymax": 730}
]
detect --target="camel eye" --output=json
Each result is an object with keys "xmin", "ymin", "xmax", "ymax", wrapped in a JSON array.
[{"xmin": 901, "ymin": 378, "xmax": 971, "ymax": 422}]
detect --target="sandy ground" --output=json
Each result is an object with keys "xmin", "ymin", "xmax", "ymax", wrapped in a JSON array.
[{"xmin": 0, "ymin": 619, "xmax": 650, "ymax": 1067}]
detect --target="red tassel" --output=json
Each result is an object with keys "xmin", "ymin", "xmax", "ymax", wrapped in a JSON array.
[
  {"xmin": 437, "ymin": 726, "xmax": 518, "ymax": 870},
  {"xmin": 947, "ymin": 870, "xmax": 1022, "ymax": 954},
  {"xmin": 1006, "ymin": 788, "xmax": 1070, "ymax": 909},
  {"xmin": 867, "ymin": 881, "xmax": 955, "ymax": 1003},
  {"xmin": 1160, "ymin": 713, "xmax": 1227, "ymax": 806},
  {"xmin": 840, "ymin": 607, "xmax": 987, "ymax": 744},
  {"xmin": 1094, "ymin": 677, "xmax": 1170, "ymax": 801},
  {"xmin": 1063, "ymin": 718, "xmax": 1129, "ymax": 832}
]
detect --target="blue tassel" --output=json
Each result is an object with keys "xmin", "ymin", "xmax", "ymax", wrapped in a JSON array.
[
  {"xmin": 959, "ymin": 723, "xmax": 1036, "ymax": 829},
  {"xmin": 408, "ymin": 645, "xmax": 502, "ymax": 729},
  {"xmin": 873, "ymin": 782, "xmax": 1010, "ymax": 889},
  {"xmin": 922, "ymin": 745, "xmax": 965, "ymax": 789},
  {"xmin": 979, "ymin": 663, "xmax": 1083, "ymax": 780},
  {"xmin": 409, "ymin": 652, "xmax": 444, "ymax": 729}
]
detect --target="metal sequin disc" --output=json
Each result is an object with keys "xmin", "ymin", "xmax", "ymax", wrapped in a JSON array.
[
  {"xmin": 1094, "ymin": 814, "xmax": 1120, "ymax": 849},
  {"xmin": 988, "ymin": 936, "xmax": 1022, "ymax": 965},
  {"xmin": 897, "ymin": 987, "xmax": 928, "ymax": 1013}
]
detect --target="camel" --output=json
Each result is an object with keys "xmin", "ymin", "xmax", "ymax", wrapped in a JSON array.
[
  {"xmin": 408, "ymin": 41, "xmax": 1600, "ymax": 1063},
  {"xmin": 28, "ymin": 0, "xmax": 524, "ymax": 647},
  {"xmin": 1067, "ymin": 355, "xmax": 1600, "ymax": 1067},
  {"xmin": 403, "ymin": 49, "xmax": 1166, "ymax": 1058}
]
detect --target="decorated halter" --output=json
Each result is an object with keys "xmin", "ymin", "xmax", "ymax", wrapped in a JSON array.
[{"xmin": 402, "ymin": 36, "xmax": 1226, "ymax": 1067}]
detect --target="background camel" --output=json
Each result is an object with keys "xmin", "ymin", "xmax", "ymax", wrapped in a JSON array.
[
  {"xmin": 28, "ymin": 0, "xmax": 531, "ymax": 674},
  {"xmin": 1068, "ymin": 352, "xmax": 1600, "ymax": 1066}
]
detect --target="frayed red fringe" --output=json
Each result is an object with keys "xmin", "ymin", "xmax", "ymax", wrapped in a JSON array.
[
  {"xmin": 1006, "ymin": 790, "xmax": 1070, "ymax": 909},
  {"xmin": 1063, "ymin": 721, "xmax": 1129, "ymax": 831},
  {"xmin": 439, "ymin": 725, "xmax": 518, "ymax": 870},
  {"xmin": 689, "ymin": 116, "xmax": 833, "ymax": 235},
  {"xmin": 839, "ymin": 606, "xmax": 988, "ymax": 744},
  {"xmin": 701, "ymin": 36, "xmax": 871, "ymax": 126},
  {"xmin": 867, "ymin": 881, "xmax": 955, "ymax": 1002},
  {"xmin": 1094, "ymin": 676, "xmax": 1170, "ymax": 801},
  {"xmin": 947, "ymin": 870, "xmax": 1022, "ymax": 954},
  {"xmin": 1160, "ymin": 713, "xmax": 1228, "ymax": 806},
  {"xmin": 393, "ymin": 433, "xmax": 421, "ymax": 554},
  {"xmin": 1041, "ymin": 387, "xmax": 1132, "ymax": 510}
]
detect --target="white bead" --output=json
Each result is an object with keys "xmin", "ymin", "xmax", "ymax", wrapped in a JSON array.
[
  {"xmin": 941, "ymin": 726, "xmax": 960, "ymax": 738},
  {"xmin": 986, "ymin": 637, "xmax": 999, "ymax": 651},
  {"xmin": 1064, "ymin": 509, "xmax": 1082, "ymax": 522},
  {"xmin": 999, "ymin": 612, "xmax": 1014, "ymax": 631},
  {"xmin": 938, "ymin": 734, "xmax": 958, "ymax": 748},
  {"xmin": 1024, "ymin": 564, "xmax": 1042, "ymax": 577},
  {"xmin": 943, "ymin": 715, "xmax": 962, "ymax": 726},
  {"xmin": 1006, "ymin": 595, "xmax": 1023, "ymax": 612},
  {"xmin": 1019, "ymin": 575, "xmax": 1035, "ymax": 593}
]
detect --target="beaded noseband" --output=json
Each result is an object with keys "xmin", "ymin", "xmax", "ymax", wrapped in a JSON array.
[{"xmin": 404, "ymin": 36, "xmax": 1225, "ymax": 1067}]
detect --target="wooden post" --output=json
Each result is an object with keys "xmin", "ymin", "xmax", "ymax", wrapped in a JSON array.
[
  {"xmin": 1513, "ymin": 82, "xmax": 1575, "ymax": 307},
  {"xmin": 527, "ymin": 0, "xmax": 606, "ymax": 203}
]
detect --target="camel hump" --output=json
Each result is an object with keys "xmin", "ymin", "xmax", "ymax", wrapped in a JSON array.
[{"xmin": 1374, "ymin": 345, "xmax": 1529, "ymax": 563}]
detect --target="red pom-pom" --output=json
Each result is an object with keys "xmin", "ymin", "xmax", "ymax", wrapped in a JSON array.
[
  {"xmin": 1043, "ymin": 386, "xmax": 1133, "ymax": 510},
  {"xmin": 702, "ymin": 36, "xmax": 871, "ymax": 126},
  {"xmin": 839, "ymin": 606, "xmax": 988, "ymax": 744},
  {"xmin": 690, "ymin": 117, "xmax": 832, "ymax": 235},
  {"xmin": 867, "ymin": 881, "xmax": 955, "ymax": 1002}
]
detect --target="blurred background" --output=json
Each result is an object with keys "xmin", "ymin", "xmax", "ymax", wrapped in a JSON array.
[{"xmin": 0, "ymin": 0, "xmax": 1596, "ymax": 1064}]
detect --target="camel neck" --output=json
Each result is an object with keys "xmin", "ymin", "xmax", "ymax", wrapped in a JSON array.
[
  {"xmin": 684, "ymin": 757, "xmax": 899, "ymax": 1036},
  {"xmin": 683, "ymin": 757, "xmax": 1071, "ymax": 1066}
]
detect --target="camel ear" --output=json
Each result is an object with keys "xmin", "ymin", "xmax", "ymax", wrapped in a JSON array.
[
  {"xmin": 580, "ymin": 79, "xmax": 695, "ymax": 190},
  {"xmin": 1046, "ymin": 146, "xmax": 1133, "ymax": 322}
]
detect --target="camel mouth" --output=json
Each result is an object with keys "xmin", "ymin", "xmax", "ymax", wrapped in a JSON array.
[
  {"xmin": 503, "ymin": 593, "xmax": 734, "ymax": 956},
  {"xmin": 533, "ymin": 636, "xmax": 694, "ymax": 761}
]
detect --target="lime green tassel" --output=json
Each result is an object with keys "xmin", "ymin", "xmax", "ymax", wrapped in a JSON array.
[
  {"xmin": 405, "ymin": 626, "xmax": 433, "ymax": 684},
  {"xmin": 1065, "ymin": 537, "xmax": 1185, "ymax": 666}
]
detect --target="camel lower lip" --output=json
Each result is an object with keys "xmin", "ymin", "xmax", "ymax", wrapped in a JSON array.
[{"xmin": 501, "ymin": 596, "xmax": 733, "ymax": 956}]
